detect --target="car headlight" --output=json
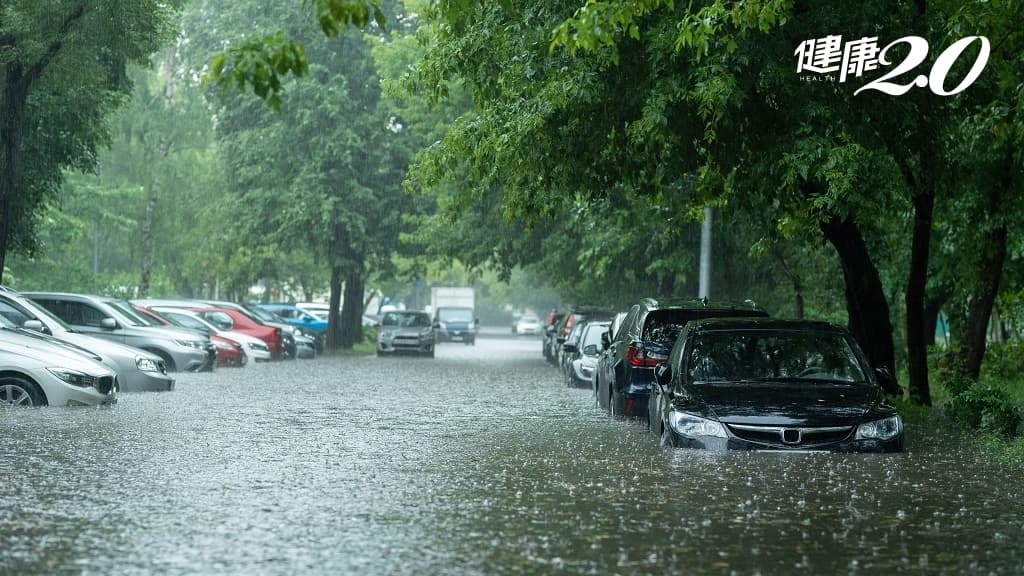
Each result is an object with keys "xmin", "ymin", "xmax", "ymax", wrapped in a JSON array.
[
  {"xmin": 668, "ymin": 410, "xmax": 728, "ymax": 438},
  {"xmin": 855, "ymin": 415, "xmax": 903, "ymax": 440},
  {"xmin": 135, "ymin": 356, "xmax": 159, "ymax": 372},
  {"xmin": 175, "ymin": 339, "xmax": 204, "ymax": 349},
  {"xmin": 420, "ymin": 327, "xmax": 433, "ymax": 336},
  {"xmin": 380, "ymin": 330, "xmax": 395, "ymax": 340},
  {"xmin": 438, "ymin": 322, "xmax": 447, "ymax": 331},
  {"xmin": 250, "ymin": 342, "xmax": 269, "ymax": 352},
  {"xmin": 213, "ymin": 340, "xmax": 234, "ymax": 350},
  {"xmin": 292, "ymin": 327, "xmax": 305, "ymax": 337},
  {"xmin": 48, "ymin": 368, "xmax": 97, "ymax": 388}
]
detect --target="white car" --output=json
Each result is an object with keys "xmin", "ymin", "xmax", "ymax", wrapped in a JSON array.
[
  {"xmin": 151, "ymin": 307, "xmax": 272, "ymax": 363},
  {"xmin": 515, "ymin": 314, "xmax": 543, "ymax": 336},
  {"xmin": 0, "ymin": 327, "xmax": 118, "ymax": 407}
]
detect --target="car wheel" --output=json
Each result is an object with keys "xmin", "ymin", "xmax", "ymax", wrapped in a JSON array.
[
  {"xmin": 0, "ymin": 376, "xmax": 46, "ymax": 407},
  {"xmin": 425, "ymin": 347, "xmax": 435, "ymax": 359}
]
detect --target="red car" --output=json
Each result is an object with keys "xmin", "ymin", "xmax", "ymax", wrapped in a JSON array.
[
  {"xmin": 189, "ymin": 307, "xmax": 284, "ymax": 360},
  {"xmin": 134, "ymin": 305, "xmax": 248, "ymax": 368}
]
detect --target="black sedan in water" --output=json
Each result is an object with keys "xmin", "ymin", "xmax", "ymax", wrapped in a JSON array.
[{"xmin": 650, "ymin": 318, "xmax": 903, "ymax": 452}]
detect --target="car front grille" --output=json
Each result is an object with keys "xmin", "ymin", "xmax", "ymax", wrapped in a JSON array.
[{"xmin": 727, "ymin": 424, "xmax": 854, "ymax": 448}]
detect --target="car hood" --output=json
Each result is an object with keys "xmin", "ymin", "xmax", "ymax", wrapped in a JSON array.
[
  {"xmin": 134, "ymin": 325, "xmax": 209, "ymax": 343},
  {"xmin": 61, "ymin": 332, "xmax": 161, "ymax": 364},
  {"xmin": 689, "ymin": 381, "xmax": 885, "ymax": 427},
  {"xmin": 0, "ymin": 330, "xmax": 114, "ymax": 375},
  {"xmin": 382, "ymin": 326, "xmax": 432, "ymax": 336}
]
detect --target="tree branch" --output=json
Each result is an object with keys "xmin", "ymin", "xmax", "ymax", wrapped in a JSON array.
[{"xmin": 24, "ymin": 3, "xmax": 88, "ymax": 86}]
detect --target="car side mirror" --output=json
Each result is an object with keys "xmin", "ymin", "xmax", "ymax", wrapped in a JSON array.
[
  {"xmin": 100, "ymin": 317, "xmax": 118, "ymax": 330},
  {"xmin": 874, "ymin": 366, "xmax": 893, "ymax": 389},
  {"xmin": 475, "ymin": 317, "xmax": 480, "ymax": 326},
  {"xmin": 562, "ymin": 342, "xmax": 578, "ymax": 354},
  {"xmin": 654, "ymin": 362, "xmax": 673, "ymax": 387},
  {"xmin": 583, "ymin": 344, "xmax": 598, "ymax": 356},
  {"xmin": 600, "ymin": 331, "xmax": 610, "ymax": 350},
  {"xmin": 22, "ymin": 319, "xmax": 45, "ymax": 332}
]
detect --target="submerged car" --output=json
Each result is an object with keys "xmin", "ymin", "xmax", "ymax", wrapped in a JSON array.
[
  {"xmin": 0, "ymin": 288, "xmax": 174, "ymax": 392},
  {"xmin": 148, "ymin": 307, "xmax": 271, "ymax": 363},
  {"xmin": 24, "ymin": 292, "xmax": 216, "ymax": 373},
  {"xmin": 377, "ymin": 310, "xmax": 436, "ymax": 357},
  {"xmin": 595, "ymin": 297, "xmax": 767, "ymax": 419},
  {"xmin": 649, "ymin": 317, "xmax": 903, "ymax": 452},
  {"xmin": 0, "ymin": 326, "xmax": 118, "ymax": 407}
]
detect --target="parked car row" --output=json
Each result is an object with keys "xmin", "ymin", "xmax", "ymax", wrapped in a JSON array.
[
  {"xmin": 545, "ymin": 297, "xmax": 904, "ymax": 453},
  {"xmin": 0, "ymin": 287, "xmax": 342, "ymax": 407}
]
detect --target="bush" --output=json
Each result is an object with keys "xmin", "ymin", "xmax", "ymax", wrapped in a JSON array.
[
  {"xmin": 362, "ymin": 324, "xmax": 378, "ymax": 344},
  {"xmin": 945, "ymin": 382, "xmax": 1022, "ymax": 438},
  {"xmin": 984, "ymin": 342, "xmax": 1024, "ymax": 381}
]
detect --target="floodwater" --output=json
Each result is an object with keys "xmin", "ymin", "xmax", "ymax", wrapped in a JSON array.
[{"xmin": 2, "ymin": 331, "xmax": 1022, "ymax": 575}]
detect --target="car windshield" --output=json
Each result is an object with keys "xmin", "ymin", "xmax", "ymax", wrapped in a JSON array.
[
  {"xmin": 381, "ymin": 312, "xmax": 431, "ymax": 327},
  {"xmin": 162, "ymin": 310, "xmax": 216, "ymax": 333},
  {"xmin": 687, "ymin": 329, "xmax": 868, "ymax": 384},
  {"xmin": 437, "ymin": 308, "xmax": 473, "ymax": 323},
  {"xmin": 105, "ymin": 299, "xmax": 154, "ymax": 327}
]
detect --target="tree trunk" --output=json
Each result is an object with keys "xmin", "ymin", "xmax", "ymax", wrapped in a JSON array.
[
  {"xmin": 820, "ymin": 214, "xmax": 900, "ymax": 396},
  {"xmin": 0, "ymin": 65, "xmax": 29, "ymax": 284},
  {"xmin": 340, "ymin": 270, "xmax": 364, "ymax": 348},
  {"xmin": 905, "ymin": 190, "xmax": 934, "ymax": 405},
  {"xmin": 772, "ymin": 247, "xmax": 804, "ymax": 320},
  {"xmin": 326, "ymin": 264, "xmax": 343, "ymax": 351},
  {"xmin": 961, "ymin": 225, "xmax": 1008, "ymax": 378}
]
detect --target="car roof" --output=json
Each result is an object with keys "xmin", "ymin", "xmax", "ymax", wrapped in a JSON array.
[
  {"xmin": 638, "ymin": 296, "xmax": 764, "ymax": 312},
  {"xmin": 687, "ymin": 317, "xmax": 844, "ymax": 333}
]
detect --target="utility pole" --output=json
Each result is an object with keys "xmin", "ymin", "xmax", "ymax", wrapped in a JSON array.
[{"xmin": 698, "ymin": 207, "xmax": 713, "ymax": 298}]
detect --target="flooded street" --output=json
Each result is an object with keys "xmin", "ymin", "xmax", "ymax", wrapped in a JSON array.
[{"xmin": 3, "ymin": 331, "xmax": 1023, "ymax": 575}]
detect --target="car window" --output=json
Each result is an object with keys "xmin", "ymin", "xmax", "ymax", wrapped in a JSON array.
[
  {"xmin": 437, "ymin": 308, "xmax": 473, "ymax": 322},
  {"xmin": 57, "ymin": 300, "xmax": 110, "ymax": 328},
  {"xmin": 166, "ymin": 312, "xmax": 209, "ymax": 332},
  {"xmin": 201, "ymin": 311, "xmax": 235, "ymax": 330},
  {"xmin": 0, "ymin": 299, "xmax": 35, "ymax": 327},
  {"xmin": 581, "ymin": 323, "xmax": 607, "ymax": 348}
]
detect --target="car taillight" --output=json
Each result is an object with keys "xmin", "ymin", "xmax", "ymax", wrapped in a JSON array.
[
  {"xmin": 626, "ymin": 344, "xmax": 665, "ymax": 367},
  {"xmin": 561, "ymin": 315, "xmax": 575, "ymax": 337}
]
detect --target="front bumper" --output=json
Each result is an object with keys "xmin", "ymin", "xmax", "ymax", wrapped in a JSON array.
[
  {"xmin": 378, "ymin": 335, "xmax": 434, "ymax": 354},
  {"xmin": 171, "ymin": 345, "xmax": 216, "ymax": 372},
  {"xmin": 664, "ymin": 426, "xmax": 904, "ymax": 453},
  {"xmin": 121, "ymin": 371, "xmax": 175, "ymax": 392}
]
